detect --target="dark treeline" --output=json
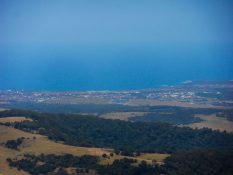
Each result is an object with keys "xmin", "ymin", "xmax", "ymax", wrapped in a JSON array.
[
  {"xmin": 1, "ymin": 109, "xmax": 233, "ymax": 153},
  {"xmin": 129, "ymin": 112, "xmax": 202, "ymax": 125},
  {"xmin": 216, "ymin": 110, "xmax": 233, "ymax": 122},
  {"xmin": 161, "ymin": 150, "xmax": 233, "ymax": 175},
  {"xmin": 1, "ymin": 102, "xmax": 141, "ymax": 113},
  {"xmin": 2, "ymin": 102, "xmax": 233, "ymax": 123},
  {"xmin": 130, "ymin": 106, "xmax": 233, "ymax": 123},
  {"xmin": 5, "ymin": 138, "xmax": 23, "ymax": 150},
  {"xmin": 7, "ymin": 154, "xmax": 159, "ymax": 175},
  {"xmin": 7, "ymin": 150, "xmax": 233, "ymax": 175},
  {"xmin": 7, "ymin": 154, "xmax": 98, "ymax": 175}
]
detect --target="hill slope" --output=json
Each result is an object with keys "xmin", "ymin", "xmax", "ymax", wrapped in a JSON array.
[{"xmin": 1, "ymin": 109, "xmax": 233, "ymax": 153}]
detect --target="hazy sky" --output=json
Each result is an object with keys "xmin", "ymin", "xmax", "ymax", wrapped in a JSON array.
[{"xmin": 1, "ymin": 0, "xmax": 233, "ymax": 90}]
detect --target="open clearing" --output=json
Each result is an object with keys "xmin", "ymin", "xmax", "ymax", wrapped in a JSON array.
[
  {"xmin": 126, "ymin": 99, "xmax": 226, "ymax": 109},
  {"xmin": 0, "ymin": 147, "xmax": 29, "ymax": 175},
  {"xmin": 0, "ymin": 116, "xmax": 32, "ymax": 123},
  {"xmin": 185, "ymin": 114, "xmax": 233, "ymax": 132},
  {"xmin": 0, "ymin": 122, "xmax": 169, "ymax": 174},
  {"xmin": 99, "ymin": 112, "xmax": 147, "ymax": 121},
  {"xmin": 99, "ymin": 153, "xmax": 169, "ymax": 166},
  {"xmin": 0, "ymin": 125, "xmax": 109, "ymax": 174},
  {"xmin": 136, "ymin": 153, "xmax": 169, "ymax": 164},
  {"xmin": 0, "ymin": 125, "xmax": 109, "ymax": 156}
]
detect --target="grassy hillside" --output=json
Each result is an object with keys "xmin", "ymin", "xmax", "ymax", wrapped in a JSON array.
[
  {"xmin": 0, "ymin": 124, "xmax": 109, "ymax": 174},
  {"xmin": 1, "ymin": 109, "xmax": 233, "ymax": 153},
  {"xmin": 0, "ymin": 119, "xmax": 167, "ymax": 175},
  {"xmin": 1, "ymin": 109, "xmax": 233, "ymax": 175}
]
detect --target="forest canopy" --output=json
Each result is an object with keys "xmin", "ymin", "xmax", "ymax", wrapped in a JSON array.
[{"xmin": 1, "ymin": 109, "xmax": 233, "ymax": 153}]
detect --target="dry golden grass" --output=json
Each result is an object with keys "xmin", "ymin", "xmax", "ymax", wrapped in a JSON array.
[
  {"xmin": 136, "ymin": 153, "xmax": 169, "ymax": 165},
  {"xmin": 0, "ymin": 147, "xmax": 29, "ymax": 175},
  {"xmin": 0, "ymin": 125, "xmax": 109, "ymax": 175},
  {"xmin": 0, "ymin": 125, "xmax": 34, "ymax": 142},
  {"xmin": 99, "ymin": 153, "xmax": 169, "ymax": 166},
  {"xmin": 99, "ymin": 154, "xmax": 124, "ymax": 165},
  {"xmin": 126, "ymin": 99, "xmax": 225, "ymax": 109},
  {"xmin": 0, "ymin": 125, "xmax": 109, "ymax": 156},
  {"xmin": 0, "ymin": 124, "xmax": 169, "ymax": 174},
  {"xmin": 0, "ymin": 117, "xmax": 32, "ymax": 124},
  {"xmin": 186, "ymin": 114, "xmax": 233, "ymax": 133},
  {"xmin": 100, "ymin": 112, "xmax": 147, "ymax": 121}
]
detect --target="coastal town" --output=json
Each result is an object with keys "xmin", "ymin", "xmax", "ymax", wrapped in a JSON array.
[{"xmin": 1, "ymin": 81, "xmax": 233, "ymax": 108}]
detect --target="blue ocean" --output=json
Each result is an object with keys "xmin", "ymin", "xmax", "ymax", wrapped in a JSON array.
[{"xmin": 1, "ymin": 43, "xmax": 233, "ymax": 91}]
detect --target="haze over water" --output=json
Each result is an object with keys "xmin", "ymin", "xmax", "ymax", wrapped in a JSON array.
[{"xmin": 1, "ymin": 0, "xmax": 233, "ymax": 90}]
